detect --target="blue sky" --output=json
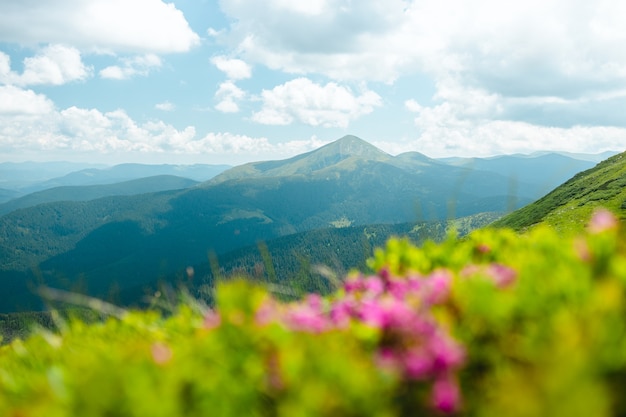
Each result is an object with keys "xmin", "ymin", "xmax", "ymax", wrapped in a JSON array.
[{"xmin": 0, "ymin": 0, "xmax": 624, "ymax": 165}]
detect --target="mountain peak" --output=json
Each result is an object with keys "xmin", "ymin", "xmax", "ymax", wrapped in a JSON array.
[
  {"xmin": 319, "ymin": 135, "xmax": 389, "ymax": 159},
  {"xmin": 208, "ymin": 135, "xmax": 392, "ymax": 184}
]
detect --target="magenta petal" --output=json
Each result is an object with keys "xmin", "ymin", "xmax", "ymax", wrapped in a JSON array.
[
  {"xmin": 404, "ymin": 349, "xmax": 432, "ymax": 379},
  {"xmin": 432, "ymin": 375, "xmax": 461, "ymax": 413}
]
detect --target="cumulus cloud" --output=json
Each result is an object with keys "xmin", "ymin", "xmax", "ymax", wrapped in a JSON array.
[
  {"xmin": 0, "ymin": 85, "xmax": 55, "ymax": 115},
  {"xmin": 214, "ymin": 81, "xmax": 246, "ymax": 113},
  {"xmin": 0, "ymin": 0, "xmax": 200, "ymax": 54},
  {"xmin": 211, "ymin": 56, "xmax": 252, "ymax": 80},
  {"xmin": 0, "ymin": 45, "xmax": 92, "ymax": 86},
  {"xmin": 100, "ymin": 54, "xmax": 162, "ymax": 80},
  {"xmin": 218, "ymin": 0, "xmax": 626, "ymax": 89},
  {"xmin": 218, "ymin": 0, "xmax": 626, "ymax": 142},
  {"xmin": 0, "ymin": 92, "xmax": 327, "ymax": 163},
  {"xmin": 401, "ymin": 99, "xmax": 626, "ymax": 158},
  {"xmin": 155, "ymin": 101, "xmax": 175, "ymax": 111},
  {"xmin": 252, "ymin": 78, "xmax": 382, "ymax": 127}
]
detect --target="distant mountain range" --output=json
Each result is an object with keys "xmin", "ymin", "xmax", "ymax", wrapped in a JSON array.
[
  {"xmin": 0, "ymin": 163, "xmax": 230, "ymax": 203},
  {"xmin": 0, "ymin": 175, "xmax": 199, "ymax": 216},
  {"xmin": 493, "ymin": 151, "xmax": 626, "ymax": 232},
  {"xmin": 0, "ymin": 135, "xmax": 616, "ymax": 312}
]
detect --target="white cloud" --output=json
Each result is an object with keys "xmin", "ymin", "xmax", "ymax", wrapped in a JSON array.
[
  {"xmin": 0, "ymin": 45, "xmax": 92, "ymax": 86},
  {"xmin": 219, "ymin": 0, "xmax": 626, "ymax": 89},
  {"xmin": 100, "ymin": 54, "xmax": 162, "ymax": 80},
  {"xmin": 0, "ymin": 94, "xmax": 326, "ymax": 163},
  {"xmin": 218, "ymin": 0, "xmax": 410, "ymax": 82},
  {"xmin": 0, "ymin": 0, "xmax": 200, "ymax": 54},
  {"xmin": 404, "ymin": 99, "xmax": 423, "ymax": 113},
  {"xmin": 402, "ymin": 99, "xmax": 626, "ymax": 157},
  {"xmin": 214, "ymin": 81, "xmax": 246, "ymax": 113},
  {"xmin": 252, "ymin": 78, "xmax": 382, "ymax": 127},
  {"xmin": 211, "ymin": 56, "xmax": 252, "ymax": 80},
  {"xmin": 155, "ymin": 101, "xmax": 175, "ymax": 111},
  {"xmin": 0, "ymin": 52, "xmax": 10, "ymax": 79},
  {"xmin": 0, "ymin": 85, "xmax": 55, "ymax": 115},
  {"xmin": 218, "ymin": 0, "xmax": 626, "ymax": 137}
]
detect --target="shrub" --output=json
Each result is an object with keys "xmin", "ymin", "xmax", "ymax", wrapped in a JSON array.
[{"xmin": 1, "ymin": 209, "xmax": 626, "ymax": 416}]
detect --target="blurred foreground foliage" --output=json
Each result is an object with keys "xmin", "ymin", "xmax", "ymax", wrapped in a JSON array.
[{"xmin": 1, "ymin": 209, "xmax": 626, "ymax": 416}]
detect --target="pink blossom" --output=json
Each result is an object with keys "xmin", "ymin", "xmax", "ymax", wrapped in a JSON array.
[
  {"xmin": 362, "ymin": 276, "xmax": 384, "ymax": 297},
  {"xmin": 404, "ymin": 348, "xmax": 432, "ymax": 379},
  {"xmin": 358, "ymin": 299, "xmax": 388, "ymax": 329},
  {"xmin": 151, "ymin": 343, "xmax": 173, "ymax": 365},
  {"xmin": 375, "ymin": 347, "xmax": 402, "ymax": 373},
  {"xmin": 203, "ymin": 309, "xmax": 221, "ymax": 329},
  {"xmin": 432, "ymin": 375, "xmax": 461, "ymax": 414},
  {"xmin": 305, "ymin": 293, "xmax": 323, "ymax": 311},
  {"xmin": 329, "ymin": 299, "xmax": 353, "ymax": 328},
  {"xmin": 424, "ymin": 270, "xmax": 452, "ymax": 305},
  {"xmin": 387, "ymin": 276, "xmax": 423, "ymax": 300},
  {"xmin": 588, "ymin": 208, "xmax": 619, "ymax": 233},
  {"xmin": 476, "ymin": 243, "xmax": 491, "ymax": 254},
  {"xmin": 429, "ymin": 333, "xmax": 465, "ymax": 373},
  {"xmin": 460, "ymin": 264, "xmax": 481, "ymax": 278},
  {"xmin": 574, "ymin": 238, "xmax": 592, "ymax": 262},
  {"xmin": 344, "ymin": 277, "xmax": 364, "ymax": 293},
  {"xmin": 488, "ymin": 264, "xmax": 517, "ymax": 288},
  {"xmin": 255, "ymin": 300, "xmax": 279, "ymax": 326},
  {"xmin": 462, "ymin": 263, "xmax": 517, "ymax": 288},
  {"xmin": 284, "ymin": 304, "xmax": 328, "ymax": 333}
]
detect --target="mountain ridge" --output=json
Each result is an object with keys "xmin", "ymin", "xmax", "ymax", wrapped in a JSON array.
[
  {"xmin": 0, "ymin": 175, "xmax": 199, "ymax": 216},
  {"xmin": 492, "ymin": 150, "xmax": 626, "ymax": 231}
]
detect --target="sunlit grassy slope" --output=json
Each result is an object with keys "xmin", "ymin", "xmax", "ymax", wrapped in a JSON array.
[{"xmin": 492, "ymin": 151, "xmax": 626, "ymax": 232}]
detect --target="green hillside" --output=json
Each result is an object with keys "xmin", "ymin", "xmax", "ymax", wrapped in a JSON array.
[
  {"xmin": 115, "ymin": 212, "xmax": 501, "ymax": 306},
  {"xmin": 492, "ymin": 151, "xmax": 626, "ymax": 231}
]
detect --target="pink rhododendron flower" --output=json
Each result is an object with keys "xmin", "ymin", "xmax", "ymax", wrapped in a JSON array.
[
  {"xmin": 424, "ymin": 270, "xmax": 452, "ymax": 305},
  {"xmin": 404, "ymin": 348, "xmax": 432, "ymax": 379},
  {"xmin": 255, "ymin": 300, "xmax": 279, "ymax": 326},
  {"xmin": 284, "ymin": 304, "xmax": 328, "ymax": 333},
  {"xmin": 305, "ymin": 293, "xmax": 323, "ymax": 311},
  {"xmin": 476, "ymin": 243, "xmax": 491, "ymax": 254},
  {"xmin": 343, "ymin": 277, "xmax": 363, "ymax": 293},
  {"xmin": 329, "ymin": 299, "xmax": 353, "ymax": 328},
  {"xmin": 488, "ymin": 263, "xmax": 517, "ymax": 288},
  {"xmin": 203, "ymin": 309, "xmax": 221, "ymax": 329},
  {"xmin": 574, "ymin": 238, "xmax": 592, "ymax": 262},
  {"xmin": 358, "ymin": 298, "xmax": 388, "ymax": 329},
  {"xmin": 588, "ymin": 208, "xmax": 619, "ymax": 233},
  {"xmin": 429, "ymin": 333, "xmax": 465, "ymax": 373},
  {"xmin": 461, "ymin": 263, "xmax": 517, "ymax": 288},
  {"xmin": 363, "ymin": 276, "xmax": 384, "ymax": 297},
  {"xmin": 151, "ymin": 343, "xmax": 173, "ymax": 365},
  {"xmin": 375, "ymin": 347, "xmax": 402, "ymax": 373},
  {"xmin": 432, "ymin": 375, "xmax": 461, "ymax": 414}
]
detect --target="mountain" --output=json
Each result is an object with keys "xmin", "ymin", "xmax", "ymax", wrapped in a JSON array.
[
  {"xmin": 28, "ymin": 163, "xmax": 230, "ymax": 192},
  {"xmin": 0, "ymin": 189, "xmax": 20, "ymax": 205},
  {"xmin": 439, "ymin": 153, "xmax": 596, "ymax": 198},
  {"xmin": 492, "ymin": 151, "xmax": 626, "ymax": 231},
  {"xmin": 536, "ymin": 150, "xmax": 619, "ymax": 163},
  {"xmin": 210, "ymin": 135, "xmax": 393, "ymax": 183},
  {"xmin": 0, "ymin": 136, "xmax": 596, "ymax": 312},
  {"xmin": 0, "ymin": 175, "xmax": 199, "ymax": 216},
  {"xmin": 0, "ymin": 161, "xmax": 106, "ymax": 192}
]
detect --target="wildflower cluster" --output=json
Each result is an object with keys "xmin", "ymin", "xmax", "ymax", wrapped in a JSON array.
[{"xmin": 252, "ymin": 267, "xmax": 469, "ymax": 413}]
